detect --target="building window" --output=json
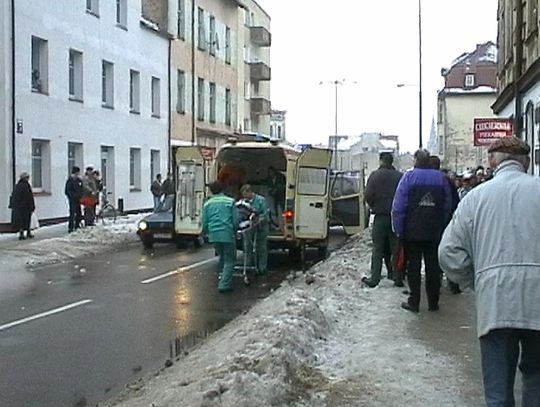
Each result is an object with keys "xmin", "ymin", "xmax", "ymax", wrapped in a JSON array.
[
  {"xmin": 244, "ymin": 8, "xmax": 251, "ymax": 26},
  {"xmin": 176, "ymin": 70, "xmax": 185, "ymax": 114},
  {"xmin": 209, "ymin": 82, "xmax": 216, "ymax": 123},
  {"xmin": 209, "ymin": 15, "xmax": 216, "ymax": 56},
  {"xmin": 31, "ymin": 36, "xmax": 48, "ymax": 94},
  {"xmin": 129, "ymin": 148, "xmax": 141, "ymax": 190},
  {"xmin": 225, "ymin": 88, "xmax": 231, "ymax": 126},
  {"xmin": 278, "ymin": 126, "xmax": 282, "ymax": 140},
  {"xmin": 68, "ymin": 50, "xmax": 83, "ymax": 101},
  {"xmin": 244, "ymin": 81, "xmax": 250, "ymax": 100},
  {"xmin": 225, "ymin": 26, "xmax": 231, "ymax": 64},
  {"xmin": 197, "ymin": 7, "xmax": 206, "ymax": 51},
  {"xmin": 32, "ymin": 140, "xmax": 50, "ymax": 191},
  {"xmin": 197, "ymin": 78, "xmax": 205, "ymax": 121},
  {"xmin": 86, "ymin": 0, "xmax": 99, "ymax": 16},
  {"xmin": 67, "ymin": 142, "xmax": 83, "ymax": 176},
  {"xmin": 151, "ymin": 150, "xmax": 161, "ymax": 183},
  {"xmin": 130, "ymin": 70, "xmax": 140, "ymax": 113},
  {"xmin": 151, "ymin": 77, "xmax": 161, "ymax": 118},
  {"xmin": 101, "ymin": 60, "xmax": 114, "ymax": 108},
  {"xmin": 177, "ymin": 0, "xmax": 185, "ymax": 40},
  {"xmin": 465, "ymin": 74, "xmax": 475, "ymax": 88},
  {"xmin": 116, "ymin": 0, "xmax": 127, "ymax": 28},
  {"xmin": 244, "ymin": 118, "xmax": 250, "ymax": 132}
]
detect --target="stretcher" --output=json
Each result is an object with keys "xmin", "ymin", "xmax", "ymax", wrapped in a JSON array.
[{"xmin": 234, "ymin": 219, "xmax": 259, "ymax": 285}]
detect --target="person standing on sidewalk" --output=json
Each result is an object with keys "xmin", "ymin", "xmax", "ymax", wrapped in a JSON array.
[
  {"xmin": 10, "ymin": 172, "xmax": 35, "ymax": 240},
  {"xmin": 160, "ymin": 173, "xmax": 175, "ymax": 211},
  {"xmin": 65, "ymin": 166, "xmax": 84, "ymax": 233},
  {"xmin": 150, "ymin": 173, "xmax": 163, "ymax": 211},
  {"xmin": 202, "ymin": 182, "xmax": 239, "ymax": 293},
  {"xmin": 361, "ymin": 152, "xmax": 403, "ymax": 288},
  {"xmin": 392, "ymin": 149, "xmax": 452, "ymax": 313},
  {"xmin": 439, "ymin": 137, "xmax": 540, "ymax": 406},
  {"xmin": 82, "ymin": 166, "xmax": 98, "ymax": 226}
]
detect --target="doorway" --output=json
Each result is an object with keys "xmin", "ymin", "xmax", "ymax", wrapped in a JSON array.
[{"xmin": 100, "ymin": 146, "xmax": 115, "ymax": 203}]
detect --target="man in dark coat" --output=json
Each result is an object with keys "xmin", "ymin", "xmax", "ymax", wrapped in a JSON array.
[
  {"xmin": 362, "ymin": 153, "xmax": 403, "ymax": 288},
  {"xmin": 65, "ymin": 166, "xmax": 84, "ymax": 232},
  {"xmin": 11, "ymin": 172, "xmax": 35, "ymax": 240}
]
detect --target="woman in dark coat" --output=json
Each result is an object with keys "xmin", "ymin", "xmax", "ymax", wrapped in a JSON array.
[{"xmin": 11, "ymin": 172, "xmax": 36, "ymax": 240}]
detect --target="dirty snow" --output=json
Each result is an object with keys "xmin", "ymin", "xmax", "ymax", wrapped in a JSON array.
[
  {"xmin": 104, "ymin": 231, "xmax": 477, "ymax": 407},
  {"xmin": 0, "ymin": 214, "xmax": 144, "ymax": 270}
]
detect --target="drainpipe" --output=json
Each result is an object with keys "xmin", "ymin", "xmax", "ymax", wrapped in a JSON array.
[
  {"xmin": 514, "ymin": 0, "xmax": 524, "ymax": 136},
  {"xmin": 191, "ymin": 0, "xmax": 196, "ymax": 145},
  {"xmin": 167, "ymin": 38, "xmax": 172, "ymax": 172},
  {"xmin": 10, "ymin": 0, "xmax": 16, "ymax": 188}
]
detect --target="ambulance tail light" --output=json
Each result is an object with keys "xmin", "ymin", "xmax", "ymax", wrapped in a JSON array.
[{"xmin": 284, "ymin": 210, "xmax": 294, "ymax": 220}]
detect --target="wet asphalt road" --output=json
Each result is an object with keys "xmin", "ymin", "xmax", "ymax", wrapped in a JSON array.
[{"xmin": 0, "ymin": 231, "xmax": 348, "ymax": 407}]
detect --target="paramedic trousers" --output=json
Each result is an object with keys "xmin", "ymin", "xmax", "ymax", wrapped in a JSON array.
[
  {"xmin": 245, "ymin": 227, "xmax": 269, "ymax": 275},
  {"xmin": 215, "ymin": 242, "xmax": 236, "ymax": 291}
]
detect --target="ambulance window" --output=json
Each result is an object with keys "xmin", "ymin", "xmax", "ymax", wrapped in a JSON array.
[{"xmin": 298, "ymin": 167, "xmax": 327, "ymax": 196}]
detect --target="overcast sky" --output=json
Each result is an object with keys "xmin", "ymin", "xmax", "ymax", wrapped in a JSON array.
[{"xmin": 256, "ymin": 0, "xmax": 498, "ymax": 153}]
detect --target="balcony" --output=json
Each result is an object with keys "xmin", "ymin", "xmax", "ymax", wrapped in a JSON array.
[
  {"xmin": 250, "ymin": 97, "xmax": 271, "ymax": 115},
  {"xmin": 250, "ymin": 26, "xmax": 272, "ymax": 47},
  {"xmin": 249, "ymin": 62, "xmax": 271, "ymax": 82}
]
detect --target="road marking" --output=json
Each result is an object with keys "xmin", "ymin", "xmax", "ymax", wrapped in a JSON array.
[
  {"xmin": 141, "ymin": 258, "xmax": 217, "ymax": 285},
  {"xmin": 0, "ymin": 299, "xmax": 93, "ymax": 333}
]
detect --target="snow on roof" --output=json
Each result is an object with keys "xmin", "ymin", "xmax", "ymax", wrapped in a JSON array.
[
  {"xmin": 443, "ymin": 86, "xmax": 498, "ymax": 95},
  {"xmin": 337, "ymin": 135, "xmax": 362, "ymax": 151},
  {"xmin": 140, "ymin": 16, "xmax": 159, "ymax": 32},
  {"xmin": 449, "ymin": 41, "xmax": 497, "ymax": 69},
  {"xmin": 380, "ymin": 138, "xmax": 398, "ymax": 150},
  {"xmin": 478, "ymin": 44, "xmax": 498, "ymax": 64}
]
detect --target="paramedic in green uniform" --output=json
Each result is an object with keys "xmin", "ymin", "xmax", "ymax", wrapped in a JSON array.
[
  {"xmin": 202, "ymin": 182, "xmax": 239, "ymax": 292},
  {"xmin": 240, "ymin": 184, "xmax": 269, "ymax": 275}
]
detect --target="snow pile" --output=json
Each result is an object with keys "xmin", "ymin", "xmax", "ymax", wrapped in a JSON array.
[
  {"xmin": 2, "ymin": 215, "xmax": 144, "ymax": 268},
  {"xmin": 105, "ymin": 231, "xmax": 475, "ymax": 407}
]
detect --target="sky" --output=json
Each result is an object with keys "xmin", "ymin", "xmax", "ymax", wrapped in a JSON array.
[{"xmin": 256, "ymin": 0, "xmax": 498, "ymax": 153}]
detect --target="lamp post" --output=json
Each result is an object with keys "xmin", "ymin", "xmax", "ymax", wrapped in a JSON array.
[{"xmin": 418, "ymin": 0, "xmax": 423, "ymax": 149}]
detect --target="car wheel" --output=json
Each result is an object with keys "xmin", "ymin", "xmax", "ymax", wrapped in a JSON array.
[{"xmin": 142, "ymin": 237, "xmax": 154, "ymax": 249}]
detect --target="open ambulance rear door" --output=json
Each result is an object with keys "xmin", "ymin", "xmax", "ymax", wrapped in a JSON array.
[
  {"xmin": 330, "ymin": 170, "xmax": 367, "ymax": 235},
  {"xmin": 293, "ymin": 148, "xmax": 333, "ymax": 240},
  {"xmin": 174, "ymin": 146, "xmax": 206, "ymax": 237}
]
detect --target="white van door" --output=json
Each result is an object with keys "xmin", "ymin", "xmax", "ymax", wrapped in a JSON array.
[
  {"xmin": 330, "ymin": 171, "xmax": 367, "ymax": 235},
  {"xmin": 175, "ymin": 147, "xmax": 206, "ymax": 236},
  {"xmin": 294, "ymin": 148, "xmax": 332, "ymax": 240}
]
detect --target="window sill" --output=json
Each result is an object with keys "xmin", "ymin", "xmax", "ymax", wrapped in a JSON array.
[
  {"xmin": 116, "ymin": 23, "xmax": 128, "ymax": 31},
  {"xmin": 69, "ymin": 96, "xmax": 84, "ymax": 104},
  {"xmin": 151, "ymin": 114, "xmax": 161, "ymax": 119},
  {"xmin": 102, "ymin": 104, "xmax": 114, "ymax": 110},
  {"xmin": 33, "ymin": 191, "xmax": 51, "ymax": 197},
  {"xmin": 86, "ymin": 10, "xmax": 100, "ymax": 18},
  {"xmin": 176, "ymin": 110, "xmax": 186, "ymax": 115},
  {"xmin": 130, "ymin": 188, "xmax": 142, "ymax": 193},
  {"xmin": 32, "ymin": 89, "xmax": 49, "ymax": 96},
  {"xmin": 130, "ymin": 110, "xmax": 141, "ymax": 115}
]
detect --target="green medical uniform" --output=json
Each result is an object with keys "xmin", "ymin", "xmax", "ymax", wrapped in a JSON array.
[{"xmin": 246, "ymin": 194, "xmax": 269, "ymax": 275}]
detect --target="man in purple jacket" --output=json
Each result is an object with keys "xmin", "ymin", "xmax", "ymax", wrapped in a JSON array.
[{"xmin": 392, "ymin": 149, "xmax": 452, "ymax": 313}]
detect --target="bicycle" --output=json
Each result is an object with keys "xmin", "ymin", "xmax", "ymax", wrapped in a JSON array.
[{"xmin": 96, "ymin": 190, "xmax": 117, "ymax": 225}]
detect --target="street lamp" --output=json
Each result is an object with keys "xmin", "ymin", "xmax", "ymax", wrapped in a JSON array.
[{"xmin": 418, "ymin": 0, "xmax": 423, "ymax": 149}]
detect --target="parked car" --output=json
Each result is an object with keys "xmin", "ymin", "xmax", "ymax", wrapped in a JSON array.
[{"xmin": 137, "ymin": 210, "xmax": 203, "ymax": 249}]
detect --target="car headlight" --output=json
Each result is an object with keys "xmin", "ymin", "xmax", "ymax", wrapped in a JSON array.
[{"xmin": 138, "ymin": 221, "xmax": 148, "ymax": 231}]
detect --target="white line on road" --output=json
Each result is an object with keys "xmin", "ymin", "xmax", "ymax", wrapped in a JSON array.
[
  {"xmin": 141, "ymin": 258, "xmax": 217, "ymax": 285},
  {"xmin": 0, "ymin": 299, "xmax": 93, "ymax": 333}
]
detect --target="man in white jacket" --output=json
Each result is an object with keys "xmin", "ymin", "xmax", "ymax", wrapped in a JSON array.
[{"xmin": 439, "ymin": 137, "xmax": 540, "ymax": 407}]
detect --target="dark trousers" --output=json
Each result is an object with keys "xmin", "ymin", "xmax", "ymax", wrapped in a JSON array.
[
  {"xmin": 404, "ymin": 240, "xmax": 441, "ymax": 309},
  {"xmin": 68, "ymin": 200, "xmax": 82, "ymax": 232},
  {"xmin": 480, "ymin": 329, "xmax": 540, "ymax": 407},
  {"xmin": 370, "ymin": 215, "xmax": 399, "ymax": 283}
]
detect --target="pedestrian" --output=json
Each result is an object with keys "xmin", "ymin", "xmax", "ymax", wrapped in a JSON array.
[
  {"xmin": 392, "ymin": 149, "xmax": 452, "ymax": 313},
  {"xmin": 65, "ymin": 166, "xmax": 84, "ymax": 233},
  {"xmin": 202, "ymin": 181, "xmax": 239, "ymax": 293},
  {"xmin": 361, "ymin": 152, "xmax": 403, "ymax": 288},
  {"xmin": 151, "ymin": 173, "xmax": 163, "ymax": 211},
  {"xmin": 439, "ymin": 137, "xmax": 540, "ymax": 406},
  {"xmin": 458, "ymin": 172, "xmax": 475, "ymax": 199},
  {"xmin": 160, "ymin": 172, "xmax": 175, "ymax": 211},
  {"xmin": 82, "ymin": 166, "xmax": 98, "ymax": 226},
  {"xmin": 10, "ymin": 172, "xmax": 36, "ymax": 240},
  {"xmin": 240, "ymin": 184, "xmax": 269, "ymax": 275}
]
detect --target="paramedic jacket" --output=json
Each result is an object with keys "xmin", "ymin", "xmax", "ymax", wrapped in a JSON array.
[
  {"xmin": 391, "ymin": 168, "xmax": 452, "ymax": 241},
  {"xmin": 202, "ymin": 193, "xmax": 239, "ymax": 243}
]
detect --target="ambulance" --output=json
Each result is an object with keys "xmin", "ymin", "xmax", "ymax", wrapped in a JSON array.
[{"xmin": 173, "ymin": 139, "xmax": 366, "ymax": 263}]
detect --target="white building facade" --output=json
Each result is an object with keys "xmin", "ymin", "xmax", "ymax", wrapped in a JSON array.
[{"xmin": 0, "ymin": 0, "xmax": 170, "ymax": 229}]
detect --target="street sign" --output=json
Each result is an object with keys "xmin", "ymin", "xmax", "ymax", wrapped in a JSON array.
[{"xmin": 474, "ymin": 118, "xmax": 513, "ymax": 146}]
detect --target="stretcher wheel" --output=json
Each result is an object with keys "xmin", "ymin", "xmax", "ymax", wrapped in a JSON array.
[{"xmin": 244, "ymin": 276, "xmax": 250, "ymax": 285}]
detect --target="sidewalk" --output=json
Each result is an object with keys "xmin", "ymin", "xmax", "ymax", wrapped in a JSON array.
[{"xmin": 104, "ymin": 231, "xmax": 484, "ymax": 407}]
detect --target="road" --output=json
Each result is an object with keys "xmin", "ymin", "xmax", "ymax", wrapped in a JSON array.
[{"xmin": 0, "ymin": 230, "xmax": 348, "ymax": 407}]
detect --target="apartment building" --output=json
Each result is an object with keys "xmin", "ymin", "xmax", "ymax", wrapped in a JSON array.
[
  {"xmin": 270, "ymin": 109, "xmax": 286, "ymax": 141},
  {"xmin": 0, "ymin": 0, "xmax": 170, "ymax": 229},
  {"xmin": 438, "ymin": 42, "xmax": 498, "ymax": 173},
  {"xmin": 493, "ymin": 0, "xmax": 540, "ymax": 174}
]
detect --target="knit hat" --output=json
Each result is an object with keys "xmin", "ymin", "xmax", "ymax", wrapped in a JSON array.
[
  {"xmin": 19, "ymin": 172, "xmax": 30, "ymax": 180},
  {"xmin": 487, "ymin": 137, "xmax": 531, "ymax": 155}
]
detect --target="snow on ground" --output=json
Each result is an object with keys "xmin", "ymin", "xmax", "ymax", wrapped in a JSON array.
[
  {"xmin": 104, "ymin": 231, "xmax": 476, "ymax": 407},
  {"xmin": 0, "ymin": 214, "xmax": 145, "ymax": 270}
]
